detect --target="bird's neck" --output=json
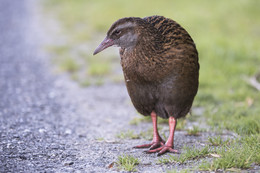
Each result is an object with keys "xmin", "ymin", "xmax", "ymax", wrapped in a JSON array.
[
  {"xmin": 121, "ymin": 32, "xmax": 166, "ymax": 83},
  {"xmin": 135, "ymin": 31, "xmax": 164, "ymax": 58}
]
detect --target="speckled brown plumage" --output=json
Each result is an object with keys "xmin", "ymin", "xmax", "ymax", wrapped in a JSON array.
[
  {"xmin": 120, "ymin": 16, "xmax": 199, "ymax": 119},
  {"xmin": 94, "ymin": 15, "xmax": 199, "ymax": 156}
]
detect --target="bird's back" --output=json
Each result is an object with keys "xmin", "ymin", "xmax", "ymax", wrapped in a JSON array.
[{"xmin": 143, "ymin": 16, "xmax": 196, "ymax": 48}]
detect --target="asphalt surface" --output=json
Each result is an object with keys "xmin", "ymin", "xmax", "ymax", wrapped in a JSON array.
[
  {"xmin": 0, "ymin": 0, "xmax": 82, "ymax": 172},
  {"xmin": 1, "ymin": 1, "xmax": 259, "ymax": 173},
  {"xmin": 0, "ymin": 1, "xmax": 154, "ymax": 172}
]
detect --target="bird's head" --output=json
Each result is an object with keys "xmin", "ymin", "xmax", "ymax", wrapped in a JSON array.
[{"xmin": 93, "ymin": 17, "xmax": 140, "ymax": 55}]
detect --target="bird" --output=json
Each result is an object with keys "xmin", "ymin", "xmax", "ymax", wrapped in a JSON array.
[{"xmin": 93, "ymin": 15, "xmax": 199, "ymax": 156}]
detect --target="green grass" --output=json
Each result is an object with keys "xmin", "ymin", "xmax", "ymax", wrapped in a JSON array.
[
  {"xmin": 158, "ymin": 145, "xmax": 210, "ymax": 164},
  {"xmin": 204, "ymin": 103, "xmax": 260, "ymax": 135},
  {"xmin": 199, "ymin": 135, "xmax": 260, "ymax": 171},
  {"xmin": 116, "ymin": 128, "xmax": 160, "ymax": 141},
  {"xmin": 116, "ymin": 130, "xmax": 140, "ymax": 139},
  {"xmin": 207, "ymin": 136, "xmax": 230, "ymax": 146},
  {"xmin": 167, "ymin": 169, "xmax": 191, "ymax": 173},
  {"xmin": 159, "ymin": 136, "xmax": 260, "ymax": 171},
  {"xmin": 186, "ymin": 126, "xmax": 203, "ymax": 136},
  {"xmin": 160, "ymin": 136, "xmax": 260, "ymax": 171},
  {"xmin": 96, "ymin": 137, "xmax": 105, "ymax": 142},
  {"xmin": 175, "ymin": 118, "xmax": 187, "ymax": 130},
  {"xmin": 44, "ymin": 0, "xmax": 260, "ymax": 171},
  {"xmin": 80, "ymin": 80, "xmax": 91, "ymax": 87},
  {"xmin": 129, "ymin": 115, "xmax": 164, "ymax": 125},
  {"xmin": 87, "ymin": 62, "xmax": 111, "ymax": 76},
  {"xmin": 59, "ymin": 56, "xmax": 79, "ymax": 72},
  {"xmin": 138, "ymin": 127, "xmax": 155, "ymax": 140},
  {"xmin": 116, "ymin": 154, "xmax": 140, "ymax": 172},
  {"xmin": 129, "ymin": 116, "xmax": 150, "ymax": 125}
]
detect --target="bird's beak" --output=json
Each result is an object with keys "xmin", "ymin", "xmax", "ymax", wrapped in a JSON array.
[{"xmin": 93, "ymin": 37, "xmax": 114, "ymax": 55}]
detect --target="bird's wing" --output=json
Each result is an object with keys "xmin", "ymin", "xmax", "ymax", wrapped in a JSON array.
[
  {"xmin": 143, "ymin": 15, "xmax": 198, "ymax": 70},
  {"xmin": 143, "ymin": 16, "xmax": 195, "ymax": 47}
]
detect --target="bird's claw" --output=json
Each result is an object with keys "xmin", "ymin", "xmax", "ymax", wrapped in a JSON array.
[
  {"xmin": 133, "ymin": 140, "xmax": 165, "ymax": 149},
  {"xmin": 145, "ymin": 145, "xmax": 178, "ymax": 156}
]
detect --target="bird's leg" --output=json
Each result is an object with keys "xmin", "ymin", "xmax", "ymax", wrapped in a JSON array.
[
  {"xmin": 134, "ymin": 111, "xmax": 165, "ymax": 149},
  {"xmin": 146, "ymin": 116, "xmax": 178, "ymax": 156}
]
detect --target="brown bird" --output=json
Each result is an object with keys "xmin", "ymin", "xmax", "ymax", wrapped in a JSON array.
[{"xmin": 93, "ymin": 16, "xmax": 199, "ymax": 156}]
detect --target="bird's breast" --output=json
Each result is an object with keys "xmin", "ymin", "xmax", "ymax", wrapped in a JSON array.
[{"xmin": 120, "ymin": 51, "xmax": 164, "ymax": 83}]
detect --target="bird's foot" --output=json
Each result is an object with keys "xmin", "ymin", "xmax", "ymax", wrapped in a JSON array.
[
  {"xmin": 145, "ymin": 145, "xmax": 178, "ymax": 156},
  {"xmin": 133, "ymin": 140, "xmax": 165, "ymax": 150}
]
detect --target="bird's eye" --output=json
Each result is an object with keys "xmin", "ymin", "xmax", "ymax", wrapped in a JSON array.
[{"xmin": 114, "ymin": 30, "xmax": 121, "ymax": 35}]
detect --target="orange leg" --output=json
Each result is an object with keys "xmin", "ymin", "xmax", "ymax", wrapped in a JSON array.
[
  {"xmin": 134, "ymin": 111, "xmax": 165, "ymax": 150},
  {"xmin": 146, "ymin": 116, "xmax": 178, "ymax": 156}
]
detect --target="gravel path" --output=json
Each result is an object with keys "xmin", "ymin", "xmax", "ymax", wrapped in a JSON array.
[{"xmin": 0, "ymin": 0, "xmax": 239, "ymax": 173}]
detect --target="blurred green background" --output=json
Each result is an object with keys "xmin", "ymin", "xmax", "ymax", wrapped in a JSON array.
[{"xmin": 44, "ymin": 0, "xmax": 260, "ymax": 169}]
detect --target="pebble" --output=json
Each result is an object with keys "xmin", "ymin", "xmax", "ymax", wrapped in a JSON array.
[
  {"xmin": 39, "ymin": 129, "xmax": 46, "ymax": 133},
  {"xmin": 65, "ymin": 129, "xmax": 72, "ymax": 135}
]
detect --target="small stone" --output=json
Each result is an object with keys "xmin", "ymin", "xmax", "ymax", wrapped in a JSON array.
[
  {"xmin": 65, "ymin": 129, "xmax": 72, "ymax": 135},
  {"xmin": 19, "ymin": 155, "xmax": 27, "ymax": 160},
  {"xmin": 210, "ymin": 153, "xmax": 221, "ymax": 158},
  {"xmin": 78, "ymin": 134, "xmax": 86, "ymax": 138},
  {"xmin": 39, "ymin": 128, "xmax": 46, "ymax": 133},
  {"xmin": 24, "ymin": 129, "xmax": 30, "ymax": 133},
  {"xmin": 64, "ymin": 161, "xmax": 74, "ymax": 166},
  {"xmin": 50, "ymin": 144, "xmax": 59, "ymax": 149},
  {"xmin": 107, "ymin": 162, "xmax": 115, "ymax": 168}
]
